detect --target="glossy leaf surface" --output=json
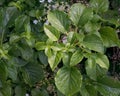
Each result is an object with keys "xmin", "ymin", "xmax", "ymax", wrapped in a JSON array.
[
  {"xmin": 55, "ymin": 67, "xmax": 82, "ymax": 96},
  {"xmin": 83, "ymin": 34, "xmax": 104, "ymax": 53},
  {"xmin": 48, "ymin": 10, "xmax": 70, "ymax": 33}
]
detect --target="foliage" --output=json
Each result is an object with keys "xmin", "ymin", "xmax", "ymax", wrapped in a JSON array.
[{"xmin": 0, "ymin": 0, "xmax": 120, "ymax": 96}]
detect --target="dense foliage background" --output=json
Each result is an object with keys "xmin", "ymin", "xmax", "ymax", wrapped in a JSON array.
[{"xmin": 0, "ymin": 0, "xmax": 120, "ymax": 96}]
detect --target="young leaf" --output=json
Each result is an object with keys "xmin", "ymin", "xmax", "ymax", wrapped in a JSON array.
[
  {"xmin": 75, "ymin": 33, "xmax": 85, "ymax": 43},
  {"xmin": 45, "ymin": 47, "xmax": 62, "ymax": 70},
  {"xmin": 62, "ymin": 52, "xmax": 72, "ymax": 67},
  {"xmin": 67, "ymin": 32, "xmax": 76, "ymax": 44},
  {"xmin": 48, "ymin": 10, "xmax": 70, "ymax": 33},
  {"xmin": 90, "ymin": 0, "xmax": 109, "ymax": 13},
  {"xmin": 70, "ymin": 49, "xmax": 83, "ymax": 66},
  {"xmin": 35, "ymin": 42, "xmax": 46, "ymax": 50},
  {"xmin": 55, "ymin": 67, "xmax": 82, "ymax": 96},
  {"xmin": 83, "ymin": 34, "xmax": 104, "ymax": 53},
  {"xmin": 51, "ymin": 43, "xmax": 64, "ymax": 51},
  {"xmin": 44, "ymin": 25, "xmax": 60, "ymax": 41},
  {"xmin": 96, "ymin": 53, "xmax": 109, "ymax": 70},
  {"xmin": 99, "ymin": 27, "xmax": 120, "ymax": 47}
]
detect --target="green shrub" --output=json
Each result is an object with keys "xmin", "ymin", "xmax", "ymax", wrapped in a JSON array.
[{"xmin": 0, "ymin": 0, "xmax": 120, "ymax": 96}]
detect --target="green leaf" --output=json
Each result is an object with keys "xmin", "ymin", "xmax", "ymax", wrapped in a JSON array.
[
  {"xmin": 55, "ymin": 67, "xmax": 82, "ymax": 96},
  {"xmin": 91, "ymin": 14, "xmax": 102, "ymax": 23},
  {"xmin": 78, "ymin": 8, "xmax": 93, "ymax": 26},
  {"xmin": 0, "ymin": 0, "xmax": 4, "ymax": 5},
  {"xmin": 70, "ymin": 49, "xmax": 83, "ymax": 66},
  {"xmin": 15, "ymin": 15, "xmax": 30, "ymax": 33},
  {"xmin": 0, "ymin": 48, "xmax": 9, "ymax": 59},
  {"xmin": 86, "ymin": 57, "xmax": 97, "ymax": 80},
  {"xmin": 0, "ymin": 80, "xmax": 2, "ymax": 88},
  {"xmin": 21, "ymin": 24, "xmax": 35, "ymax": 47},
  {"xmin": 96, "ymin": 83, "xmax": 120, "ymax": 96},
  {"xmin": 1, "ymin": 7, "xmax": 19, "ymax": 27},
  {"xmin": 15, "ymin": 85, "xmax": 26, "ymax": 96},
  {"xmin": 62, "ymin": 52, "xmax": 72, "ymax": 67},
  {"xmin": 19, "ymin": 43, "xmax": 33, "ymax": 61},
  {"xmin": 99, "ymin": 27, "xmax": 120, "ymax": 47},
  {"xmin": 24, "ymin": 0, "xmax": 36, "ymax": 7},
  {"xmin": 29, "ymin": 10, "xmax": 36, "ymax": 17},
  {"xmin": 35, "ymin": 42, "xmax": 46, "ymax": 50},
  {"xmin": 97, "ymin": 76, "xmax": 120, "ymax": 89},
  {"xmin": 80, "ymin": 81, "xmax": 97, "ymax": 96},
  {"xmin": 108, "ymin": 19, "xmax": 120, "ymax": 28},
  {"xmin": 96, "ymin": 53, "xmax": 109, "ymax": 70},
  {"xmin": 0, "ymin": 60, "xmax": 7, "ymax": 82},
  {"xmin": 67, "ymin": 32, "xmax": 76, "ymax": 44},
  {"xmin": 96, "ymin": 64, "xmax": 108, "ymax": 76},
  {"xmin": 48, "ymin": 10, "xmax": 70, "ymax": 33},
  {"xmin": 9, "ymin": 34, "xmax": 21, "ymax": 44},
  {"xmin": 1, "ymin": 84, "xmax": 12, "ymax": 96},
  {"xmin": 83, "ymin": 34, "xmax": 104, "ymax": 53},
  {"xmin": 51, "ymin": 43, "xmax": 64, "ymax": 51},
  {"xmin": 80, "ymin": 84, "xmax": 90, "ymax": 96},
  {"xmin": 69, "ymin": 3, "xmax": 85, "ymax": 26},
  {"xmin": 22, "ymin": 62, "xmax": 44, "ymax": 85},
  {"xmin": 85, "ymin": 85, "xmax": 97, "ymax": 96},
  {"xmin": 8, "ymin": 66, "xmax": 17, "ymax": 81},
  {"xmin": 0, "ymin": 92, "xmax": 3, "ymax": 96},
  {"xmin": 75, "ymin": 33, "xmax": 85, "ymax": 43},
  {"xmin": 24, "ymin": 23, "xmax": 31, "ymax": 34},
  {"xmin": 6, "ymin": 7, "xmax": 19, "ymax": 27},
  {"xmin": 45, "ymin": 47, "xmax": 62, "ymax": 70},
  {"xmin": 8, "ymin": 46, "xmax": 21, "ymax": 57},
  {"xmin": 84, "ymin": 21, "xmax": 101, "ymax": 33},
  {"xmin": 8, "ymin": 57, "xmax": 27, "ymax": 67},
  {"xmin": 97, "ymin": 75, "xmax": 120, "ymax": 95},
  {"xmin": 90, "ymin": 0, "xmax": 109, "ymax": 13},
  {"xmin": 31, "ymin": 88, "xmax": 49, "ymax": 96},
  {"xmin": 57, "ymin": 90, "xmax": 64, "ymax": 96},
  {"xmin": 31, "ymin": 88, "xmax": 42, "ymax": 96},
  {"xmin": 69, "ymin": 3, "xmax": 93, "ymax": 26},
  {"xmin": 44, "ymin": 25, "xmax": 60, "ymax": 41},
  {"xmin": 38, "ymin": 51, "xmax": 48, "ymax": 65}
]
